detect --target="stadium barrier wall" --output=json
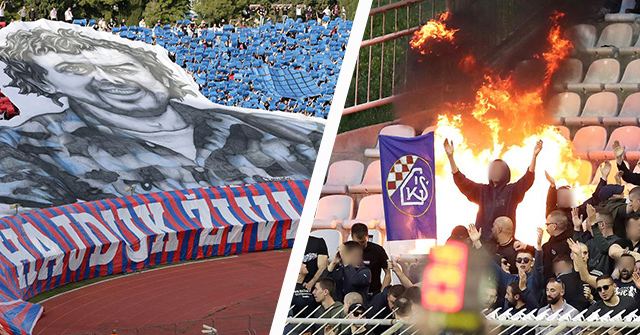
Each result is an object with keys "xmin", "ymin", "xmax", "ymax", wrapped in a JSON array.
[{"xmin": 0, "ymin": 180, "xmax": 308, "ymax": 335}]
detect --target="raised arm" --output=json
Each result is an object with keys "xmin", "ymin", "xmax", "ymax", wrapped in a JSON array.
[
  {"xmin": 445, "ymin": 139, "xmax": 483, "ymax": 203},
  {"xmin": 529, "ymin": 140, "xmax": 543, "ymax": 173},
  {"xmin": 614, "ymin": 140, "xmax": 640, "ymax": 185},
  {"xmin": 568, "ymin": 238, "xmax": 597, "ymax": 287},
  {"xmin": 546, "ymin": 171, "xmax": 558, "ymax": 216}
]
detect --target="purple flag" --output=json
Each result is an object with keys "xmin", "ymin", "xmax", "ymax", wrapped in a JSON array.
[{"xmin": 380, "ymin": 131, "xmax": 437, "ymax": 240}]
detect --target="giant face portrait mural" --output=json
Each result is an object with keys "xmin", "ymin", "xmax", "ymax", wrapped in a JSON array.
[
  {"xmin": 0, "ymin": 20, "xmax": 327, "ymax": 335},
  {"xmin": 0, "ymin": 20, "xmax": 324, "ymax": 209}
]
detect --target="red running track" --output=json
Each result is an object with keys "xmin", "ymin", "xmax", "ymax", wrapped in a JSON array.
[{"xmin": 33, "ymin": 250, "xmax": 290, "ymax": 335}]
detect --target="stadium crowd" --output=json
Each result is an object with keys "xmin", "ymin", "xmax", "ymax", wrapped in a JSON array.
[
  {"xmin": 0, "ymin": 3, "xmax": 347, "ymax": 119},
  {"xmin": 290, "ymin": 138, "xmax": 640, "ymax": 333}
]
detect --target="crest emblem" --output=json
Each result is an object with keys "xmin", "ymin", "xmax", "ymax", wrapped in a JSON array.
[{"xmin": 385, "ymin": 155, "xmax": 434, "ymax": 217}]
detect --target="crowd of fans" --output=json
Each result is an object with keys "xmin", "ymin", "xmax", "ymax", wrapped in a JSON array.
[
  {"xmin": 0, "ymin": 3, "xmax": 348, "ymax": 118},
  {"xmin": 290, "ymin": 138, "xmax": 640, "ymax": 333}
]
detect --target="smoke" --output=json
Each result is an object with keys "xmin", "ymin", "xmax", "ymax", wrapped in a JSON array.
[{"xmin": 393, "ymin": 0, "xmax": 604, "ymax": 138}]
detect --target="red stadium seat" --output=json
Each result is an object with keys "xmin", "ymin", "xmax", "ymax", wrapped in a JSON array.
[
  {"xmin": 555, "ymin": 126, "xmax": 571, "ymax": 140},
  {"xmin": 348, "ymin": 160, "xmax": 382, "ymax": 194},
  {"xmin": 322, "ymin": 160, "xmax": 364, "ymax": 195},
  {"xmin": 313, "ymin": 195, "xmax": 354, "ymax": 230},
  {"xmin": 590, "ymin": 126, "xmax": 640, "ymax": 161},
  {"xmin": 572, "ymin": 126, "xmax": 607, "ymax": 159},
  {"xmin": 565, "ymin": 92, "xmax": 618, "ymax": 126}
]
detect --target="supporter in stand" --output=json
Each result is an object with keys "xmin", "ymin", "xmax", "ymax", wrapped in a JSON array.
[
  {"xmin": 537, "ymin": 278, "xmax": 578, "ymax": 317},
  {"xmin": 443, "ymin": 138, "xmax": 542, "ymax": 240},
  {"xmin": 290, "ymin": 264, "xmax": 318, "ymax": 317},
  {"xmin": 543, "ymin": 210, "xmax": 573, "ymax": 279},
  {"xmin": 64, "ymin": 7, "xmax": 73, "ymax": 23},
  {"xmin": 312, "ymin": 278, "xmax": 345, "ymax": 334},
  {"xmin": 350, "ymin": 223, "xmax": 390, "ymax": 296},
  {"xmin": 585, "ymin": 275, "xmax": 637, "ymax": 317},
  {"xmin": 324, "ymin": 241, "xmax": 372, "ymax": 303},
  {"xmin": 302, "ymin": 236, "xmax": 329, "ymax": 291}
]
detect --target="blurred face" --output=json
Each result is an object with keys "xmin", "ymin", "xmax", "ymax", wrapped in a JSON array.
[
  {"xmin": 627, "ymin": 218, "xmax": 640, "ymax": 241},
  {"xmin": 577, "ymin": 244, "xmax": 589, "ymax": 263},
  {"xmin": 596, "ymin": 279, "xmax": 616, "ymax": 302},
  {"xmin": 313, "ymin": 283, "xmax": 328, "ymax": 303},
  {"xmin": 619, "ymin": 257, "xmax": 635, "ymax": 281},
  {"xmin": 556, "ymin": 188, "xmax": 574, "ymax": 208},
  {"xmin": 350, "ymin": 248, "xmax": 363, "ymax": 266},
  {"xmin": 488, "ymin": 161, "xmax": 507, "ymax": 184},
  {"xmin": 30, "ymin": 47, "xmax": 171, "ymax": 118},
  {"xmin": 553, "ymin": 260, "xmax": 572, "ymax": 276},
  {"xmin": 546, "ymin": 281, "xmax": 563, "ymax": 305},
  {"xmin": 516, "ymin": 252, "xmax": 534, "ymax": 273}
]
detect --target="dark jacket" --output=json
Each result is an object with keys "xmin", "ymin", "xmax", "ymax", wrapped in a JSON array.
[
  {"xmin": 599, "ymin": 197, "xmax": 629, "ymax": 238},
  {"xmin": 324, "ymin": 264, "xmax": 372, "ymax": 303},
  {"xmin": 453, "ymin": 161, "xmax": 534, "ymax": 240},
  {"xmin": 574, "ymin": 225, "xmax": 620, "ymax": 277},
  {"xmin": 493, "ymin": 249, "xmax": 544, "ymax": 310},
  {"xmin": 557, "ymin": 271, "xmax": 590, "ymax": 311},
  {"xmin": 618, "ymin": 161, "xmax": 640, "ymax": 186},
  {"xmin": 542, "ymin": 229, "xmax": 573, "ymax": 279}
]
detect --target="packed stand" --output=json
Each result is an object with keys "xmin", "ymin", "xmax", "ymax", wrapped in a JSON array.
[{"xmin": 73, "ymin": 14, "xmax": 349, "ymax": 118}]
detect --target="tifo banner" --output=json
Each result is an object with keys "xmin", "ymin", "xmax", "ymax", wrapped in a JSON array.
[
  {"xmin": 0, "ymin": 20, "xmax": 323, "ymax": 209},
  {"xmin": 0, "ymin": 180, "xmax": 307, "ymax": 335},
  {"xmin": 380, "ymin": 132, "xmax": 437, "ymax": 241}
]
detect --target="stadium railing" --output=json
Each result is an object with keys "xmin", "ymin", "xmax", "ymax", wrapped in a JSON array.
[
  {"xmin": 286, "ymin": 306, "xmax": 640, "ymax": 335},
  {"xmin": 344, "ymin": 0, "xmax": 552, "ymax": 117}
]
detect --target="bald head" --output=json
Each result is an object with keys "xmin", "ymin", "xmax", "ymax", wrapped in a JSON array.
[{"xmin": 492, "ymin": 216, "xmax": 514, "ymax": 242}]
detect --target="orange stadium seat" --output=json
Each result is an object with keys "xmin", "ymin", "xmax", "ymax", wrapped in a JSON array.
[
  {"xmin": 548, "ymin": 92, "xmax": 581, "ymax": 122},
  {"xmin": 590, "ymin": 126, "xmax": 640, "ymax": 161},
  {"xmin": 567, "ymin": 59, "xmax": 620, "ymax": 93},
  {"xmin": 586, "ymin": 23, "xmax": 633, "ymax": 56},
  {"xmin": 364, "ymin": 124, "xmax": 415, "ymax": 158},
  {"xmin": 555, "ymin": 126, "xmax": 571, "ymax": 140},
  {"xmin": 348, "ymin": 160, "xmax": 382, "ymax": 194},
  {"xmin": 572, "ymin": 125, "xmax": 607, "ymax": 159},
  {"xmin": 603, "ymin": 92, "xmax": 640, "ymax": 126},
  {"xmin": 322, "ymin": 160, "xmax": 365, "ymax": 195},
  {"xmin": 565, "ymin": 92, "xmax": 618, "ymax": 126},
  {"xmin": 567, "ymin": 24, "xmax": 597, "ymax": 53},
  {"xmin": 313, "ymin": 195, "xmax": 354, "ymax": 230},
  {"xmin": 552, "ymin": 58, "xmax": 583, "ymax": 91},
  {"xmin": 342, "ymin": 194, "xmax": 385, "ymax": 230}
]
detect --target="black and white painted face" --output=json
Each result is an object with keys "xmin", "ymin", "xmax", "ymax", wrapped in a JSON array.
[{"xmin": 31, "ymin": 47, "xmax": 170, "ymax": 117}]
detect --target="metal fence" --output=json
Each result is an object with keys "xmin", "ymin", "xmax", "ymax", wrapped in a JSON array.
[
  {"xmin": 343, "ymin": 0, "xmax": 551, "ymax": 118},
  {"xmin": 286, "ymin": 307, "xmax": 640, "ymax": 335}
]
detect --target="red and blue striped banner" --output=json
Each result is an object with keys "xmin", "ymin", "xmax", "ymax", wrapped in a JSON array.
[{"xmin": 0, "ymin": 180, "xmax": 307, "ymax": 335}]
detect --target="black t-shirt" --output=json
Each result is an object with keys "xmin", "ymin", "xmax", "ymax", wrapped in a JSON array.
[
  {"xmin": 303, "ymin": 236, "xmax": 328, "ymax": 283},
  {"xmin": 615, "ymin": 280, "xmax": 640, "ymax": 300},
  {"xmin": 290, "ymin": 283, "xmax": 318, "ymax": 317},
  {"xmin": 362, "ymin": 242, "xmax": 389, "ymax": 294},
  {"xmin": 586, "ymin": 295, "xmax": 637, "ymax": 317}
]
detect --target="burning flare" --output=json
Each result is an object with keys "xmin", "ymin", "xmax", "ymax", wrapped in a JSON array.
[
  {"xmin": 424, "ymin": 12, "xmax": 591, "ymax": 245},
  {"xmin": 409, "ymin": 12, "xmax": 458, "ymax": 55}
]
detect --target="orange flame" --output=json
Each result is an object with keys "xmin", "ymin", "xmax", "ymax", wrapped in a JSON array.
[
  {"xmin": 409, "ymin": 12, "xmax": 458, "ymax": 55},
  {"xmin": 430, "ymin": 12, "xmax": 593, "ymax": 245},
  {"xmin": 541, "ymin": 11, "xmax": 573, "ymax": 88}
]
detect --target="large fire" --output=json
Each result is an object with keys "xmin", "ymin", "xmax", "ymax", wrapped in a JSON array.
[
  {"xmin": 413, "ymin": 11, "xmax": 595, "ymax": 246},
  {"xmin": 409, "ymin": 12, "xmax": 458, "ymax": 55}
]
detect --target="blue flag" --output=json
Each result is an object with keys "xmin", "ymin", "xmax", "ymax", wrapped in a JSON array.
[{"xmin": 380, "ymin": 131, "xmax": 437, "ymax": 241}]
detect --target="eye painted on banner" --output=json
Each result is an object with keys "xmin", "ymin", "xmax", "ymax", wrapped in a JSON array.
[
  {"xmin": 55, "ymin": 63, "xmax": 94, "ymax": 75},
  {"xmin": 101, "ymin": 63, "xmax": 138, "ymax": 75}
]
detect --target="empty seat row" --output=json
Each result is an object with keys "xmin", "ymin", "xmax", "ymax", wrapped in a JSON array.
[
  {"xmin": 605, "ymin": 0, "xmax": 639, "ymax": 22},
  {"xmin": 567, "ymin": 23, "xmax": 640, "ymax": 56},
  {"xmin": 322, "ymin": 160, "xmax": 382, "ymax": 195},
  {"xmin": 556, "ymin": 58, "xmax": 640, "ymax": 93},
  {"xmin": 572, "ymin": 125, "xmax": 640, "ymax": 160},
  {"xmin": 549, "ymin": 91, "xmax": 640, "ymax": 126},
  {"xmin": 313, "ymin": 194, "xmax": 385, "ymax": 231}
]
